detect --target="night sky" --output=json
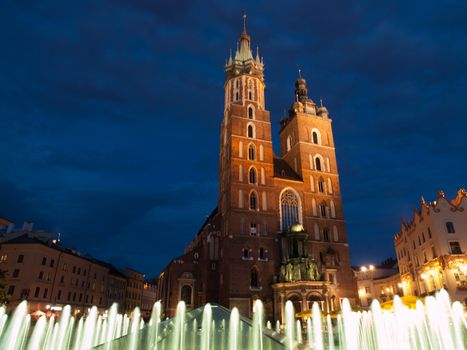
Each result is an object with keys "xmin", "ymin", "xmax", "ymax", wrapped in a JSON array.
[{"xmin": 1, "ymin": 1, "xmax": 466, "ymax": 277}]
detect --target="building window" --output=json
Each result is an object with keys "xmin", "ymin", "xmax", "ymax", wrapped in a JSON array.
[
  {"xmin": 17, "ymin": 255, "xmax": 24, "ymax": 263},
  {"xmin": 315, "ymin": 157, "xmax": 322, "ymax": 171},
  {"xmin": 449, "ymin": 241, "xmax": 462, "ymax": 254},
  {"xmin": 250, "ymin": 268, "xmax": 259, "ymax": 288},
  {"xmin": 422, "ymin": 232, "xmax": 426, "ymax": 243},
  {"xmin": 249, "ymin": 167, "xmax": 256, "ymax": 184},
  {"xmin": 323, "ymin": 228, "xmax": 330, "ymax": 241},
  {"xmin": 34, "ymin": 287, "xmax": 40, "ymax": 298},
  {"xmin": 12, "ymin": 269, "xmax": 20, "ymax": 278},
  {"xmin": 259, "ymin": 248, "xmax": 266, "ymax": 260},
  {"xmin": 428, "ymin": 228, "xmax": 432, "ymax": 238},
  {"xmin": 41, "ymin": 257, "xmax": 46, "ymax": 265},
  {"xmin": 446, "ymin": 222, "xmax": 455, "ymax": 233},
  {"xmin": 7, "ymin": 285, "xmax": 15, "ymax": 296},
  {"xmin": 38, "ymin": 271, "xmax": 44, "ymax": 280},
  {"xmin": 248, "ymin": 80, "xmax": 253, "ymax": 100},
  {"xmin": 320, "ymin": 202, "xmax": 327, "ymax": 217},
  {"xmin": 248, "ymin": 106, "xmax": 254, "ymax": 119},
  {"xmin": 431, "ymin": 246, "xmax": 437, "ymax": 258},
  {"xmin": 250, "ymin": 223, "xmax": 257, "ymax": 236},
  {"xmin": 280, "ymin": 190, "xmax": 300, "ymax": 231},
  {"xmin": 50, "ymin": 259, "xmax": 54, "ymax": 268},
  {"xmin": 250, "ymin": 192, "xmax": 257, "ymax": 210},
  {"xmin": 247, "ymin": 124, "xmax": 255, "ymax": 138},
  {"xmin": 181, "ymin": 285, "xmax": 192, "ymax": 306},
  {"xmin": 248, "ymin": 144, "xmax": 255, "ymax": 160},
  {"xmin": 318, "ymin": 177, "xmax": 325, "ymax": 193},
  {"xmin": 57, "ymin": 290, "xmax": 62, "ymax": 300},
  {"xmin": 242, "ymin": 248, "xmax": 250, "ymax": 259},
  {"xmin": 312, "ymin": 131, "xmax": 319, "ymax": 144},
  {"xmin": 43, "ymin": 288, "xmax": 48, "ymax": 298}
]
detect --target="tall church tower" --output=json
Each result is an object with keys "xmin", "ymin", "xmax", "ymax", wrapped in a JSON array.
[
  {"xmin": 219, "ymin": 13, "xmax": 272, "ymax": 217},
  {"xmin": 218, "ymin": 15, "xmax": 278, "ymax": 316}
]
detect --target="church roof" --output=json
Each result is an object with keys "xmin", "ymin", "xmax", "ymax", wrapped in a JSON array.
[
  {"xmin": 273, "ymin": 157, "xmax": 302, "ymax": 182},
  {"xmin": 196, "ymin": 207, "xmax": 218, "ymax": 237}
]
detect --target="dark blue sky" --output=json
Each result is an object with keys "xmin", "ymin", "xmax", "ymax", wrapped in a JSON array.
[{"xmin": 1, "ymin": 1, "xmax": 466, "ymax": 277}]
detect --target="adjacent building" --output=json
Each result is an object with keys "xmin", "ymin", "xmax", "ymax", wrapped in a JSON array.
[
  {"xmin": 124, "ymin": 269, "xmax": 145, "ymax": 313},
  {"xmin": 354, "ymin": 259, "xmax": 401, "ymax": 308},
  {"xmin": 0, "ymin": 217, "xmax": 13, "ymax": 234},
  {"xmin": 156, "ymin": 16, "xmax": 358, "ymax": 322},
  {"xmin": 0, "ymin": 234, "xmax": 109, "ymax": 314},
  {"xmin": 0, "ymin": 228, "xmax": 152, "ymax": 314},
  {"xmin": 141, "ymin": 280, "xmax": 158, "ymax": 320},
  {"xmin": 394, "ymin": 189, "xmax": 467, "ymax": 304}
]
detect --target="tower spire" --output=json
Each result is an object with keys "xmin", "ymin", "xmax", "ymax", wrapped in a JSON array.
[
  {"xmin": 242, "ymin": 12, "xmax": 247, "ymax": 35},
  {"xmin": 225, "ymin": 13, "xmax": 263, "ymax": 80},
  {"xmin": 235, "ymin": 12, "xmax": 253, "ymax": 61}
]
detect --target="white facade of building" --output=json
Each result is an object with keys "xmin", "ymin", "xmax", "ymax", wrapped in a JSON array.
[
  {"xmin": 394, "ymin": 189, "xmax": 467, "ymax": 304},
  {"xmin": 355, "ymin": 265, "xmax": 401, "ymax": 308}
]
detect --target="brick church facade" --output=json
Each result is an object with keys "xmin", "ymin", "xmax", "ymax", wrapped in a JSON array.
[{"xmin": 156, "ymin": 16, "xmax": 358, "ymax": 321}]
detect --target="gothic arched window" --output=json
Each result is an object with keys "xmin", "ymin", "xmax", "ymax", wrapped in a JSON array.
[
  {"xmin": 248, "ymin": 107, "xmax": 254, "ymax": 119},
  {"xmin": 247, "ymin": 124, "xmax": 255, "ymax": 138},
  {"xmin": 312, "ymin": 129, "xmax": 321, "ymax": 144},
  {"xmin": 312, "ymin": 131, "xmax": 319, "ymax": 144},
  {"xmin": 315, "ymin": 157, "xmax": 322, "ymax": 171},
  {"xmin": 248, "ymin": 144, "xmax": 255, "ymax": 160},
  {"xmin": 323, "ymin": 228, "xmax": 330, "ymax": 241},
  {"xmin": 318, "ymin": 177, "xmax": 325, "ymax": 193},
  {"xmin": 251, "ymin": 268, "xmax": 259, "ymax": 288},
  {"xmin": 180, "ymin": 285, "xmax": 192, "ymax": 305},
  {"xmin": 320, "ymin": 202, "xmax": 327, "ymax": 217},
  {"xmin": 249, "ymin": 167, "xmax": 256, "ymax": 184},
  {"xmin": 250, "ymin": 192, "xmax": 257, "ymax": 210},
  {"xmin": 250, "ymin": 168, "xmax": 256, "ymax": 184},
  {"xmin": 280, "ymin": 190, "xmax": 301, "ymax": 231}
]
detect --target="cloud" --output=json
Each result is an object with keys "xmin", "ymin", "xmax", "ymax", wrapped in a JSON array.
[{"xmin": 0, "ymin": 0, "xmax": 466, "ymax": 275}]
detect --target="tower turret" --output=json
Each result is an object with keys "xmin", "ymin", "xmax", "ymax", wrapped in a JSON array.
[{"xmin": 225, "ymin": 14, "xmax": 264, "ymax": 82}]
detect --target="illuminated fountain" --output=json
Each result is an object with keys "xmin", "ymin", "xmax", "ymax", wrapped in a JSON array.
[{"xmin": 0, "ymin": 289, "xmax": 465, "ymax": 349}]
